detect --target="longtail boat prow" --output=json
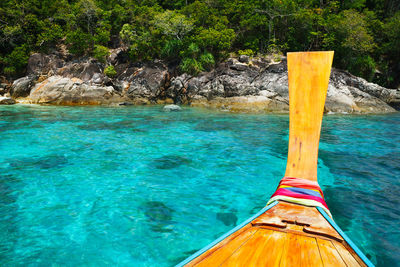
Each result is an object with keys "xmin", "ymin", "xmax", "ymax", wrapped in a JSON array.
[{"xmin": 178, "ymin": 51, "xmax": 375, "ymax": 267}]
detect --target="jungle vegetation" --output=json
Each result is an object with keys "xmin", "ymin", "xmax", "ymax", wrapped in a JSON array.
[{"xmin": 0, "ymin": 0, "xmax": 399, "ymax": 87}]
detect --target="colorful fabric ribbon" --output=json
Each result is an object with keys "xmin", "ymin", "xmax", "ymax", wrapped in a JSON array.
[{"xmin": 267, "ymin": 177, "xmax": 332, "ymax": 217}]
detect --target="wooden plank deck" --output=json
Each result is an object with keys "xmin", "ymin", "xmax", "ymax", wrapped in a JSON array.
[{"xmin": 185, "ymin": 202, "xmax": 366, "ymax": 266}]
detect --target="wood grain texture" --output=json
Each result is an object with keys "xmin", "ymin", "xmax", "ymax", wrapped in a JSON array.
[
  {"xmin": 298, "ymin": 235, "xmax": 324, "ymax": 267},
  {"xmin": 285, "ymin": 51, "xmax": 334, "ymax": 181},
  {"xmin": 184, "ymin": 203, "xmax": 366, "ymax": 267},
  {"xmin": 251, "ymin": 230, "xmax": 288, "ymax": 266},
  {"xmin": 252, "ymin": 201, "xmax": 342, "ymax": 241},
  {"xmin": 317, "ymin": 238, "xmax": 346, "ymax": 266},
  {"xmin": 222, "ymin": 229, "xmax": 276, "ymax": 266},
  {"xmin": 195, "ymin": 228, "xmax": 259, "ymax": 266},
  {"xmin": 280, "ymin": 233, "xmax": 323, "ymax": 267},
  {"xmin": 185, "ymin": 224, "xmax": 253, "ymax": 266},
  {"xmin": 332, "ymin": 240, "xmax": 365, "ymax": 267}
]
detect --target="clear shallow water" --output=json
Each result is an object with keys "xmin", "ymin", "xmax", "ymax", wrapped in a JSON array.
[{"xmin": 0, "ymin": 105, "xmax": 399, "ymax": 266}]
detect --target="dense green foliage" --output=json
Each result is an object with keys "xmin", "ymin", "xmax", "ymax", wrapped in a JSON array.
[
  {"xmin": 104, "ymin": 65, "xmax": 116, "ymax": 77},
  {"xmin": 0, "ymin": 0, "xmax": 399, "ymax": 87}
]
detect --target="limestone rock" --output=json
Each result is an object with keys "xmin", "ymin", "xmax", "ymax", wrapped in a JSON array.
[
  {"xmin": 186, "ymin": 59, "xmax": 396, "ymax": 114},
  {"xmin": 238, "ymin": 55, "xmax": 250, "ymax": 63},
  {"xmin": 191, "ymin": 95, "xmax": 288, "ymax": 113},
  {"xmin": 121, "ymin": 61, "xmax": 169, "ymax": 100},
  {"xmin": 10, "ymin": 54, "xmax": 399, "ymax": 113},
  {"xmin": 163, "ymin": 104, "xmax": 182, "ymax": 111},
  {"xmin": 230, "ymin": 62, "xmax": 248, "ymax": 71},
  {"xmin": 28, "ymin": 76, "xmax": 121, "ymax": 105},
  {"xmin": 0, "ymin": 83, "xmax": 9, "ymax": 95},
  {"xmin": 27, "ymin": 53, "xmax": 64, "ymax": 75},
  {"xmin": 91, "ymin": 73, "xmax": 104, "ymax": 84},
  {"xmin": 108, "ymin": 48, "xmax": 129, "ymax": 65},
  {"xmin": 11, "ymin": 75, "xmax": 36, "ymax": 98},
  {"xmin": 57, "ymin": 60, "xmax": 102, "ymax": 81},
  {"xmin": 0, "ymin": 96, "xmax": 16, "ymax": 105}
]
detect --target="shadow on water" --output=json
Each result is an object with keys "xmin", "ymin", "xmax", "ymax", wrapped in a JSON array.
[
  {"xmin": 151, "ymin": 155, "xmax": 192, "ymax": 170},
  {"xmin": 76, "ymin": 120, "xmax": 146, "ymax": 132},
  {"xmin": 0, "ymin": 174, "xmax": 19, "ymax": 207},
  {"xmin": 319, "ymin": 149, "xmax": 397, "ymax": 187},
  {"xmin": 324, "ymin": 186, "xmax": 360, "ymax": 230},
  {"xmin": 194, "ymin": 116, "xmax": 289, "ymax": 159},
  {"xmin": 320, "ymin": 126, "xmax": 341, "ymax": 145},
  {"xmin": 170, "ymin": 249, "xmax": 199, "ymax": 265},
  {"xmin": 194, "ymin": 120, "xmax": 241, "ymax": 132},
  {"xmin": 141, "ymin": 201, "xmax": 175, "ymax": 233},
  {"xmin": 8, "ymin": 154, "xmax": 69, "ymax": 170},
  {"xmin": 216, "ymin": 212, "xmax": 238, "ymax": 226},
  {"xmin": 0, "ymin": 174, "xmax": 21, "ymax": 259}
]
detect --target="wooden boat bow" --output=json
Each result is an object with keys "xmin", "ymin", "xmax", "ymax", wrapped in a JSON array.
[{"xmin": 178, "ymin": 52, "xmax": 374, "ymax": 267}]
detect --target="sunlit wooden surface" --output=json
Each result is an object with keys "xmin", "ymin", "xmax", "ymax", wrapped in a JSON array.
[
  {"xmin": 284, "ymin": 51, "xmax": 334, "ymax": 181},
  {"xmin": 186, "ymin": 202, "xmax": 365, "ymax": 267}
]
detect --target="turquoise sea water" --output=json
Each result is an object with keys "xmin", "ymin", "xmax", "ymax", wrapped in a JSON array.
[{"xmin": 0, "ymin": 105, "xmax": 399, "ymax": 266}]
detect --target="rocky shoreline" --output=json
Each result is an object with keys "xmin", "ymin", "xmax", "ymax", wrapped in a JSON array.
[{"xmin": 1, "ymin": 50, "xmax": 399, "ymax": 114}]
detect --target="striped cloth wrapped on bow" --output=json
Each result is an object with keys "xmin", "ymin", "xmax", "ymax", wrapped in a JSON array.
[{"xmin": 267, "ymin": 177, "xmax": 332, "ymax": 217}]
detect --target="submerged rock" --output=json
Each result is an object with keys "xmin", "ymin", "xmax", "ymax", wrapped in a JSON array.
[
  {"xmin": 0, "ymin": 96, "xmax": 16, "ymax": 105},
  {"xmin": 9, "ymin": 154, "xmax": 69, "ymax": 170},
  {"xmin": 191, "ymin": 95, "xmax": 288, "ymax": 113},
  {"xmin": 163, "ymin": 104, "xmax": 182, "ymax": 112},
  {"xmin": 152, "ymin": 155, "xmax": 191, "ymax": 169},
  {"xmin": 216, "ymin": 212, "xmax": 238, "ymax": 226},
  {"xmin": 141, "ymin": 201, "xmax": 174, "ymax": 233},
  {"xmin": 142, "ymin": 201, "xmax": 173, "ymax": 221}
]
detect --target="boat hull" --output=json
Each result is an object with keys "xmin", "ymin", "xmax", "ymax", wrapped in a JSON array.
[{"xmin": 178, "ymin": 201, "xmax": 372, "ymax": 266}]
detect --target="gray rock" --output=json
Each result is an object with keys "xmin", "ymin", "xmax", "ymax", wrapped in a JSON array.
[
  {"xmin": 0, "ymin": 96, "xmax": 16, "ymax": 105},
  {"xmin": 108, "ymin": 48, "xmax": 128, "ymax": 65},
  {"xmin": 11, "ymin": 75, "xmax": 36, "ymax": 98},
  {"xmin": 122, "ymin": 61, "xmax": 169, "ymax": 99},
  {"xmin": 0, "ymin": 83, "xmax": 8, "ymax": 95},
  {"xmin": 252, "ymin": 58, "xmax": 270, "ymax": 68},
  {"xmin": 165, "ymin": 74, "xmax": 190, "ymax": 103},
  {"xmin": 11, "ymin": 54, "xmax": 398, "ymax": 113},
  {"xmin": 185, "ymin": 58, "xmax": 396, "ymax": 114},
  {"xmin": 332, "ymin": 70, "xmax": 400, "ymax": 110},
  {"xmin": 27, "ymin": 53, "xmax": 64, "ymax": 75},
  {"xmin": 163, "ymin": 104, "xmax": 182, "ymax": 111},
  {"xmin": 28, "ymin": 76, "xmax": 121, "ymax": 105},
  {"xmin": 118, "ymin": 102, "xmax": 134, "ymax": 106},
  {"xmin": 57, "ymin": 60, "xmax": 102, "ymax": 81},
  {"xmin": 230, "ymin": 63, "xmax": 248, "ymax": 71},
  {"xmin": 266, "ymin": 60, "xmax": 287, "ymax": 73},
  {"xmin": 238, "ymin": 55, "xmax": 250, "ymax": 63},
  {"xmin": 91, "ymin": 73, "xmax": 103, "ymax": 84}
]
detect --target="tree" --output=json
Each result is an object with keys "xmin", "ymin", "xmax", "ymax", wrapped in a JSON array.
[
  {"xmin": 93, "ymin": 45, "xmax": 109, "ymax": 63},
  {"xmin": 331, "ymin": 10, "xmax": 376, "ymax": 79},
  {"xmin": 154, "ymin": 10, "xmax": 193, "ymax": 40},
  {"xmin": 382, "ymin": 11, "xmax": 400, "ymax": 86},
  {"xmin": 66, "ymin": 28, "xmax": 92, "ymax": 55},
  {"xmin": 254, "ymin": 0, "xmax": 298, "ymax": 46},
  {"xmin": 195, "ymin": 23, "xmax": 235, "ymax": 58},
  {"xmin": 3, "ymin": 45, "xmax": 30, "ymax": 75},
  {"xmin": 74, "ymin": 0, "xmax": 99, "ymax": 36}
]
